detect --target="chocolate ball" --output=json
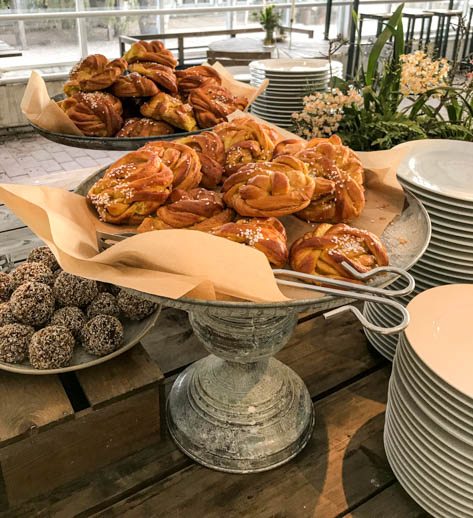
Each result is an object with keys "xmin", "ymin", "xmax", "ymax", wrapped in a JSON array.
[
  {"xmin": 86, "ymin": 293, "xmax": 120, "ymax": 320},
  {"xmin": 29, "ymin": 325, "xmax": 74, "ymax": 369},
  {"xmin": 10, "ymin": 282, "xmax": 55, "ymax": 327},
  {"xmin": 50, "ymin": 306, "xmax": 86, "ymax": 340},
  {"xmin": 53, "ymin": 272, "xmax": 98, "ymax": 307},
  {"xmin": 82, "ymin": 315, "xmax": 123, "ymax": 356},
  {"xmin": 0, "ymin": 323, "xmax": 34, "ymax": 364},
  {"xmin": 27, "ymin": 246, "xmax": 59, "ymax": 271},
  {"xmin": 97, "ymin": 282, "xmax": 121, "ymax": 296},
  {"xmin": 0, "ymin": 272, "xmax": 12, "ymax": 302},
  {"xmin": 11, "ymin": 262, "xmax": 54, "ymax": 289},
  {"xmin": 0, "ymin": 302, "xmax": 17, "ymax": 326},
  {"xmin": 117, "ymin": 291, "xmax": 157, "ymax": 321}
]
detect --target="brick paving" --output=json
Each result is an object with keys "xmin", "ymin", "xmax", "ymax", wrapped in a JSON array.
[{"xmin": 0, "ymin": 132, "xmax": 125, "ymax": 183}]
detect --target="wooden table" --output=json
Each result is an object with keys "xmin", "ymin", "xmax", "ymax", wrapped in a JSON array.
[
  {"xmin": 208, "ymin": 37, "xmax": 347, "ymax": 61},
  {"xmin": 0, "ymin": 167, "xmax": 428, "ymax": 517}
]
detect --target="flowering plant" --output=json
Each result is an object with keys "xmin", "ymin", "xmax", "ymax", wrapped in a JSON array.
[{"xmin": 292, "ymin": 4, "xmax": 473, "ymax": 150}]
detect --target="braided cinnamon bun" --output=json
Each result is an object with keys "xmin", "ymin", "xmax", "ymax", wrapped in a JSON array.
[
  {"xmin": 188, "ymin": 82, "xmax": 248, "ymax": 128},
  {"xmin": 212, "ymin": 217, "xmax": 288, "ymax": 268},
  {"xmin": 142, "ymin": 141, "xmax": 202, "ymax": 190},
  {"xmin": 176, "ymin": 131, "xmax": 225, "ymax": 188},
  {"xmin": 128, "ymin": 62, "xmax": 178, "ymax": 94},
  {"xmin": 116, "ymin": 118, "xmax": 174, "ymax": 138},
  {"xmin": 87, "ymin": 150, "xmax": 174, "ymax": 224},
  {"xmin": 175, "ymin": 65, "xmax": 222, "ymax": 98},
  {"xmin": 140, "ymin": 92, "xmax": 198, "ymax": 132},
  {"xmin": 122, "ymin": 40, "xmax": 177, "ymax": 69},
  {"xmin": 64, "ymin": 54, "xmax": 127, "ymax": 94},
  {"xmin": 290, "ymin": 223, "xmax": 388, "ymax": 283},
  {"xmin": 137, "ymin": 188, "xmax": 234, "ymax": 233},
  {"xmin": 110, "ymin": 72, "xmax": 159, "ymax": 98},
  {"xmin": 222, "ymin": 155, "xmax": 315, "ymax": 217},
  {"xmin": 272, "ymin": 139, "xmax": 307, "ymax": 160},
  {"xmin": 295, "ymin": 135, "xmax": 365, "ymax": 223},
  {"xmin": 57, "ymin": 92, "xmax": 123, "ymax": 137}
]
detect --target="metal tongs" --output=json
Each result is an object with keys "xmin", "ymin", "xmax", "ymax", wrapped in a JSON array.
[
  {"xmin": 274, "ymin": 263, "xmax": 415, "ymax": 336},
  {"xmin": 96, "ymin": 230, "xmax": 414, "ymax": 336}
]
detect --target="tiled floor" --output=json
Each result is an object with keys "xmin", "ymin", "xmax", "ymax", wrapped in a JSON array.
[{"xmin": 0, "ymin": 131, "xmax": 125, "ymax": 183}]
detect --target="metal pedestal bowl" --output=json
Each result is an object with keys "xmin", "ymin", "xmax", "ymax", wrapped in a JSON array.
[{"xmin": 76, "ymin": 170, "xmax": 431, "ymax": 473}]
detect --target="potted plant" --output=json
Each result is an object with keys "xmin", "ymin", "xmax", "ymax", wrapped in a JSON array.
[{"xmin": 252, "ymin": 5, "xmax": 282, "ymax": 47}]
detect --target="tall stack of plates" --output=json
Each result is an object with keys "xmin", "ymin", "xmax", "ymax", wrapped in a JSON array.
[
  {"xmin": 249, "ymin": 59, "xmax": 343, "ymax": 128},
  {"xmin": 364, "ymin": 139, "xmax": 473, "ymax": 361},
  {"xmin": 385, "ymin": 284, "xmax": 473, "ymax": 518}
]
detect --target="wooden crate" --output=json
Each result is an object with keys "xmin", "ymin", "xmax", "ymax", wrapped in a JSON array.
[{"xmin": 0, "ymin": 343, "xmax": 163, "ymax": 510}]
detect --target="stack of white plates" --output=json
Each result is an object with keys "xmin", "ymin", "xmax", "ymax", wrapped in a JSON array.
[
  {"xmin": 249, "ymin": 59, "xmax": 343, "ymax": 128},
  {"xmin": 385, "ymin": 284, "xmax": 473, "ymax": 518},
  {"xmin": 364, "ymin": 139, "xmax": 473, "ymax": 361}
]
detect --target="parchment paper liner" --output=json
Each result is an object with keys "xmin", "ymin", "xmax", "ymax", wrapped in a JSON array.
[
  {"xmin": 0, "ymin": 114, "xmax": 409, "ymax": 303},
  {"xmin": 20, "ymin": 63, "xmax": 268, "ymax": 136}
]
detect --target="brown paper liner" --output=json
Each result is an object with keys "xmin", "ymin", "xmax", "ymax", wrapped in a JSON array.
[
  {"xmin": 20, "ymin": 64, "xmax": 267, "ymax": 137},
  {"xmin": 0, "ymin": 113, "xmax": 408, "ymax": 303}
]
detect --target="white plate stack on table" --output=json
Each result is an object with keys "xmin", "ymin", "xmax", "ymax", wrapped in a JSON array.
[
  {"xmin": 364, "ymin": 139, "xmax": 473, "ymax": 361},
  {"xmin": 384, "ymin": 284, "xmax": 473, "ymax": 518},
  {"xmin": 248, "ymin": 59, "xmax": 343, "ymax": 128}
]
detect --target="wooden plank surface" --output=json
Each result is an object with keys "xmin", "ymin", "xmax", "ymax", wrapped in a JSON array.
[
  {"xmin": 76, "ymin": 344, "xmax": 164, "ymax": 409},
  {"xmin": 0, "ymin": 371, "xmax": 74, "ymax": 445},
  {"xmin": 93, "ymin": 368, "xmax": 394, "ymax": 518},
  {"xmin": 0, "ymin": 388, "xmax": 160, "ymax": 508}
]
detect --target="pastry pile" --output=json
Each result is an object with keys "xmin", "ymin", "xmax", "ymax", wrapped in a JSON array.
[
  {"xmin": 58, "ymin": 41, "xmax": 249, "ymax": 138},
  {"xmin": 87, "ymin": 118, "xmax": 389, "ymax": 283}
]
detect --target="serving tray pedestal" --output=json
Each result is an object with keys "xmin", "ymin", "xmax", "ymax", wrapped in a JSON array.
[{"xmin": 167, "ymin": 310, "xmax": 315, "ymax": 473}]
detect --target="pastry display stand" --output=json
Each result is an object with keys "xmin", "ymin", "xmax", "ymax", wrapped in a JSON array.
[{"xmin": 78, "ymin": 170, "xmax": 431, "ymax": 473}]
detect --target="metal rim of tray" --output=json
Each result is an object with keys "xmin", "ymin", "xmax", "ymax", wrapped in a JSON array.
[
  {"xmin": 27, "ymin": 93, "xmax": 211, "ymax": 151},
  {"xmin": 0, "ymin": 306, "xmax": 161, "ymax": 375},
  {"xmin": 76, "ymin": 166, "xmax": 432, "ymax": 314}
]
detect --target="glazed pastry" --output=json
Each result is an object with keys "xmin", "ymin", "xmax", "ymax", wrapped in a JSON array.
[
  {"xmin": 290, "ymin": 223, "xmax": 389, "ymax": 283},
  {"xmin": 57, "ymin": 92, "xmax": 123, "ymax": 137},
  {"xmin": 212, "ymin": 217, "xmax": 288, "ymax": 268},
  {"xmin": 110, "ymin": 72, "xmax": 159, "ymax": 97},
  {"xmin": 176, "ymin": 131, "xmax": 225, "ymax": 188},
  {"xmin": 116, "ymin": 117, "xmax": 174, "ymax": 137},
  {"xmin": 272, "ymin": 138, "xmax": 307, "ymax": 160},
  {"xmin": 122, "ymin": 40, "xmax": 177, "ymax": 69},
  {"xmin": 214, "ymin": 117, "xmax": 280, "ymax": 176},
  {"xmin": 140, "ymin": 92, "xmax": 198, "ymax": 132},
  {"xmin": 142, "ymin": 141, "xmax": 202, "ymax": 190},
  {"xmin": 188, "ymin": 82, "xmax": 248, "ymax": 128},
  {"xmin": 63, "ymin": 54, "xmax": 127, "ymax": 94},
  {"xmin": 87, "ymin": 150, "xmax": 174, "ymax": 224},
  {"xmin": 137, "ymin": 188, "xmax": 234, "ymax": 233},
  {"xmin": 295, "ymin": 135, "xmax": 365, "ymax": 223},
  {"xmin": 222, "ymin": 155, "xmax": 315, "ymax": 217},
  {"xmin": 175, "ymin": 65, "xmax": 222, "ymax": 97},
  {"xmin": 128, "ymin": 62, "xmax": 178, "ymax": 94}
]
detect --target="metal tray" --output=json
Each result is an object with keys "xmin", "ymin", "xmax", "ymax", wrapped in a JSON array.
[
  {"xmin": 0, "ymin": 306, "xmax": 161, "ymax": 375},
  {"xmin": 27, "ymin": 94, "xmax": 209, "ymax": 151},
  {"xmin": 76, "ymin": 166, "xmax": 432, "ymax": 316}
]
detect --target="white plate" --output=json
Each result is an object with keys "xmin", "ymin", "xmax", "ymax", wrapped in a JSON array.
[
  {"xmin": 406, "ymin": 285, "xmax": 473, "ymax": 399},
  {"xmin": 429, "ymin": 236, "xmax": 473, "ymax": 254},
  {"xmin": 414, "ymin": 199, "xmax": 473, "ymax": 224},
  {"xmin": 429, "ymin": 216, "xmax": 473, "ymax": 235},
  {"xmin": 250, "ymin": 58, "xmax": 333, "ymax": 73},
  {"xmin": 417, "ymin": 255, "xmax": 473, "ymax": 275},
  {"xmin": 397, "ymin": 140, "xmax": 473, "ymax": 202},
  {"xmin": 249, "ymin": 62, "xmax": 343, "ymax": 76},
  {"xmin": 422, "ymin": 249, "xmax": 473, "ymax": 267},
  {"xmin": 410, "ymin": 263, "xmax": 473, "ymax": 283},
  {"xmin": 430, "ymin": 228, "xmax": 473, "ymax": 247},
  {"xmin": 399, "ymin": 179, "xmax": 473, "ymax": 211}
]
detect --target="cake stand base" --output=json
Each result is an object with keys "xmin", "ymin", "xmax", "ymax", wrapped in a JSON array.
[{"xmin": 167, "ymin": 355, "xmax": 315, "ymax": 473}]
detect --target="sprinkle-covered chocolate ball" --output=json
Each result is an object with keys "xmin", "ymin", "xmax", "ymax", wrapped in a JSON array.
[
  {"xmin": 10, "ymin": 282, "xmax": 55, "ymax": 327},
  {"xmin": 27, "ymin": 246, "xmax": 60, "ymax": 271},
  {"xmin": 0, "ymin": 272, "xmax": 12, "ymax": 302},
  {"xmin": 53, "ymin": 272, "xmax": 98, "ymax": 307},
  {"xmin": 0, "ymin": 302, "xmax": 16, "ymax": 327},
  {"xmin": 117, "ymin": 291, "xmax": 157, "ymax": 321},
  {"xmin": 11, "ymin": 262, "xmax": 54, "ymax": 289},
  {"xmin": 50, "ymin": 306, "xmax": 86, "ymax": 340},
  {"xmin": 82, "ymin": 315, "xmax": 123, "ymax": 356},
  {"xmin": 29, "ymin": 325, "xmax": 74, "ymax": 369},
  {"xmin": 86, "ymin": 293, "xmax": 120, "ymax": 320},
  {"xmin": 0, "ymin": 323, "xmax": 34, "ymax": 364}
]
